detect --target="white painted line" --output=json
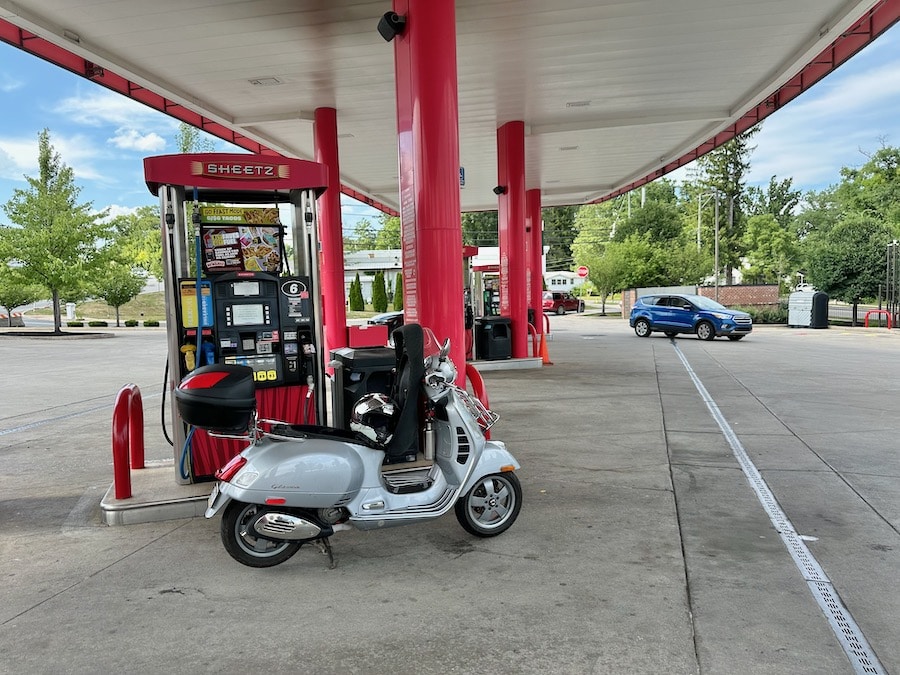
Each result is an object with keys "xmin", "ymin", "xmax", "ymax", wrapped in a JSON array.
[{"xmin": 671, "ymin": 342, "xmax": 884, "ymax": 675}]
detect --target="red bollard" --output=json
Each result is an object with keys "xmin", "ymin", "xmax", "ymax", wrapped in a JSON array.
[{"xmin": 112, "ymin": 384, "xmax": 145, "ymax": 499}]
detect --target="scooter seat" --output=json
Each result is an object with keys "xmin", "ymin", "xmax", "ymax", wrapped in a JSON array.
[{"xmin": 269, "ymin": 423, "xmax": 380, "ymax": 449}]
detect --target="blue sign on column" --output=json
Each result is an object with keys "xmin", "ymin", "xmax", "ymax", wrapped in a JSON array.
[{"xmin": 459, "ymin": 166, "xmax": 465, "ymax": 188}]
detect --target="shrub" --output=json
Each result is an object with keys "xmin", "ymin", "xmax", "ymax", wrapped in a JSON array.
[
  {"xmin": 124, "ymin": 320, "xmax": 139, "ymax": 327},
  {"xmin": 66, "ymin": 321, "xmax": 84, "ymax": 327},
  {"xmin": 394, "ymin": 273, "xmax": 403, "ymax": 311},
  {"xmin": 734, "ymin": 304, "xmax": 788, "ymax": 324},
  {"xmin": 372, "ymin": 271, "xmax": 388, "ymax": 312},
  {"xmin": 349, "ymin": 273, "xmax": 365, "ymax": 311},
  {"xmin": 143, "ymin": 320, "xmax": 160, "ymax": 327},
  {"xmin": 88, "ymin": 320, "xmax": 108, "ymax": 327}
]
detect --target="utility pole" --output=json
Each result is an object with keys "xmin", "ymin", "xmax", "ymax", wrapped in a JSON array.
[{"xmin": 714, "ymin": 195, "xmax": 720, "ymax": 303}]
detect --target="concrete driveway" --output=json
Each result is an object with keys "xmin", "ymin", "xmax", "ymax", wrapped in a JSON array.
[{"xmin": 1, "ymin": 320, "xmax": 898, "ymax": 674}]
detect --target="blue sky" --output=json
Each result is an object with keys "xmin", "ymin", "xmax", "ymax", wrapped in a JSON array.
[{"xmin": 2, "ymin": 22, "xmax": 900, "ymax": 221}]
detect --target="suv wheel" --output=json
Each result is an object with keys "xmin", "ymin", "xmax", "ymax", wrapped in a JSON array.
[
  {"xmin": 634, "ymin": 318, "xmax": 651, "ymax": 337},
  {"xmin": 696, "ymin": 321, "xmax": 716, "ymax": 341},
  {"xmin": 556, "ymin": 306, "xmax": 566, "ymax": 315}
]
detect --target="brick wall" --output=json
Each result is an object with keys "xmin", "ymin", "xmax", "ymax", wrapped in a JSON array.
[
  {"xmin": 696, "ymin": 285, "xmax": 779, "ymax": 307},
  {"xmin": 621, "ymin": 285, "xmax": 779, "ymax": 317}
]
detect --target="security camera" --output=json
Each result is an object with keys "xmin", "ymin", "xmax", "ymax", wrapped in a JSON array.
[
  {"xmin": 378, "ymin": 12, "xmax": 406, "ymax": 42},
  {"xmin": 493, "ymin": 185, "xmax": 506, "ymax": 195}
]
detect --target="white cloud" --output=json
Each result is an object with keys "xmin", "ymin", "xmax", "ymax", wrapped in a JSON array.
[
  {"xmin": 0, "ymin": 132, "xmax": 109, "ymax": 183},
  {"xmin": 99, "ymin": 204, "xmax": 143, "ymax": 220},
  {"xmin": 53, "ymin": 89, "xmax": 175, "ymax": 129},
  {"xmin": 108, "ymin": 128, "xmax": 166, "ymax": 152},
  {"xmin": 745, "ymin": 55, "xmax": 900, "ymax": 191},
  {"xmin": 0, "ymin": 137, "xmax": 36, "ymax": 180},
  {"xmin": 0, "ymin": 73, "xmax": 23, "ymax": 93}
]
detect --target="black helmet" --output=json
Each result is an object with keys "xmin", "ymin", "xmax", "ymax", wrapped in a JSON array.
[{"xmin": 349, "ymin": 393, "xmax": 398, "ymax": 446}]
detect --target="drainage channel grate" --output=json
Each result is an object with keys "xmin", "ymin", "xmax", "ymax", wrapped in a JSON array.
[
  {"xmin": 809, "ymin": 580, "xmax": 883, "ymax": 674},
  {"xmin": 672, "ymin": 343, "xmax": 885, "ymax": 675}
]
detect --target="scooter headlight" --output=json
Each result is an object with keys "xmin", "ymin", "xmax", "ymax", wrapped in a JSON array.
[{"xmin": 233, "ymin": 470, "xmax": 259, "ymax": 488}]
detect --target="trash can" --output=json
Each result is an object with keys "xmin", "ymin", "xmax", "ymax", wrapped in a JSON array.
[
  {"xmin": 330, "ymin": 346, "xmax": 395, "ymax": 430},
  {"xmin": 810, "ymin": 291, "xmax": 829, "ymax": 328},
  {"xmin": 788, "ymin": 291, "xmax": 813, "ymax": 327},
  {"xmin": 474, "ymin": 316, "xmax": 511, "ymax": 360},
  {"xmin": 788, "ymin": 291, "xmax": 829, "ymax": 328}
]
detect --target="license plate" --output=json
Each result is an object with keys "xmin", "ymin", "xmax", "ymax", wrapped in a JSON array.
[{"xmin": 207, "ymin": 483, "xmax": 219, "ymax": 510}]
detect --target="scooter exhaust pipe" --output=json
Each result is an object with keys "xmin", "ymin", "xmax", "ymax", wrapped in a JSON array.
[{"xmin": 252, "ymin": 512, "xmax": 334, "ymax": 541}]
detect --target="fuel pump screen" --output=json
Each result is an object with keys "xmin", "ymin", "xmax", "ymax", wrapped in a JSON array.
[
  {"xmin": 232, "ymin": 281, "xmax": 261, "ymax": 297},
  {"xmin": 231, "ymin": 303, "xmax": 265, "ymax": 326}
]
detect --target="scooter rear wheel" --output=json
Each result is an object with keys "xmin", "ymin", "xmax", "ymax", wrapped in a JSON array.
[
  {"xmin": 221, "ymin": 501, "xmax": 302, "ymax": 568},
  {"xmin": 455, "ymin": 472, "xmax": 522, "ymax": 537}
]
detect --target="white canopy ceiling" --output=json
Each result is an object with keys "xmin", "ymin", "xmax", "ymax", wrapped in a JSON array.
[{"xmin": 0, "ymin": 0, "xmax": 891, "ymax": 212}]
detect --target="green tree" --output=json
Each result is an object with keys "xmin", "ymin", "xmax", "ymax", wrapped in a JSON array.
[
  {"xmin": 0, "ymin": 265, "xmax": 43, "ymax": 326},
  {"xmin": 110, "ymin": 205, "xmax": 163, "ymax": 281},
  {"xmin": 349, "ymin": 272, "xmax": 365, "ymax": 311},
  {"xmin": 605, "ymin": 234, "xmax": 667, "ymax": 289},
  {"xmin": 543, "ymin": 206, "xmax": 578, "ymax": 271},
  {"xmin": 833, "ymin": 146, "xmax": 900, "ymax": 223},
  {"xmin": 0, "ymin": 129, "xmax": 111, "ymax": 333},
  {"xmin": 572, "ymin": 203, "xmax": 617, "ymax": 310},
  {"xmin": 696, "ymin": 125, "xmax": 760, "ymax": 284},
  {"xmin": 90, "ymin": 261, "xmax": 146, "ymax": 327},
  {"xmin": 344, "ymin": 218, "xmax": 377, "ymax": 252},
  {"xmin": 176, "ymin": 122, "xmax": 216, "ymax": 153},
  {"xmin": 585, "ymin": 250, "xmax": 626, "ymax": 314},
  {"xmin": 372, "ymin": 270, "xmax": 388, "ymax": 312},
  {"xmin": 461, "ymin": 211, "xmax": 498, "ymax": 247},
  {"xmin": 613, "ymin": 200, "xmax": 682, "ymax": 243},
  {"xmin": 746, "ymin": 176, "xmax": 801, "ymax": 227},
  {"xmin": 394, "ymin": 272, "xmax": 403, "ymax": 310},
  {"xmin": 804, "ymin": 213, "xmax": 895, "ymax": 321},
  {"xmin": 741, "ymin": 213, "xmax": 799, "ymax": 287},
  {"xmin": 375, "ymin": 214, "xmax": 401, "ymax": 249}
]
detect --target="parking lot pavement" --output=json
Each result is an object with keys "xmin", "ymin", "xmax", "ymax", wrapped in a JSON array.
[{"xmin": 1, "ymin": 321, "xmax": 899, "ymax": 674}]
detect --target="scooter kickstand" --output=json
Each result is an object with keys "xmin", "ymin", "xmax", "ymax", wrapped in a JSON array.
[{"xmin": 315, "ymin": 537, "xmax": 336, "ymax": 569}]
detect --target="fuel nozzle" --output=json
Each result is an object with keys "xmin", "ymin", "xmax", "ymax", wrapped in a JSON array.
[{"xmin": 180, "ymin": 344, "xmax": 197, "ymax": 371}]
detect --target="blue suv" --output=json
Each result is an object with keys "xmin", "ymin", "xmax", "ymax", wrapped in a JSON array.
[{"xmin": 629, "ymin": 294, "xmax": 752, "ymax": 341}]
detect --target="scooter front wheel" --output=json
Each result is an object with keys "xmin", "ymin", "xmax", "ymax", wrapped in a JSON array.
[
  {"xmin": 221, "ymin": 501, "xmax": 302, "ymax": 568},
  {"xmin": 455, "ymin": 472, "xmax": 522, "ymax": 537}
]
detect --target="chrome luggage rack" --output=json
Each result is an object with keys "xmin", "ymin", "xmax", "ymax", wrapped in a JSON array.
[
  {"xmin": 205, "ymin": 413, "xmax": 289, "ymax": 442},
  {"xmin": 447, "ymin": 384, "xmax": 499, "ymax": 431}
]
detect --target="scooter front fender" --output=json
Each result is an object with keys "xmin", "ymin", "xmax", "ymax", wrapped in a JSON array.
[
  {"xmin": 461, "ymin": 440, "xmax": 520, "ymax": 494},
  {"xmin": 204, "ymin": 482, "xmax": 232, "ymax": 519}
]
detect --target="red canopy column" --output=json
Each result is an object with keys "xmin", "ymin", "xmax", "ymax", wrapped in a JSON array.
[
  {"xmin": 526, "ymin": 188, "xmax": 543, "ymax": 336},
  {"xmin": 497, "ymin": 121, "xmax": 528, "ymax": 358},
  {"xmin": 392, "ymin": 0, "xmax": 465, "ymax": 372},
  {"xmin": 314, "ymin": 107, "xmax": 348, "ymax": 362}
]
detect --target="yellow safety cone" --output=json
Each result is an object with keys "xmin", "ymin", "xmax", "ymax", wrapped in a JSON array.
[{"xmin": 539, "ymin": 333, "xmax": 553, "ymax": 365}]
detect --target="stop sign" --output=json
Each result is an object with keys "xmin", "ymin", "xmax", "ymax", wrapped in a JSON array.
[{"xmin": 576, "ymin": 265, "xmax": 589, "ymax": 278}]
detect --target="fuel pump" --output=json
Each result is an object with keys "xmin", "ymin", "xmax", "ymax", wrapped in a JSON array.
[
  {"xmin": 209, "ymin": 271, "xmax": 314, "ymax": 387},
  {"xmin": 144, "ymin": 153, "xmax": 329, "ymax": 483}
]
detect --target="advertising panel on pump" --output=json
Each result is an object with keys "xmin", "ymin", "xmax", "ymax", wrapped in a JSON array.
[{"xmin": 199, "ymin": 206, "xmax": 282, "ymax": 274}]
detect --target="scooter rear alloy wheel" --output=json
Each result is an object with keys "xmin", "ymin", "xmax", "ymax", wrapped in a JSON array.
[
  {"xmin": 455, "ymin": 472, "xmax": 522, "ymax": 537},
  {"xmin": 221, "ymin": 501, "xmax": 302, "ymax": 568}
]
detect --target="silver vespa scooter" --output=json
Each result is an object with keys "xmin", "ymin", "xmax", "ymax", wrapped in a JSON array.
[{"xmin": 175, "ymin": 323, "xmax": 522, "ymax": 568}]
